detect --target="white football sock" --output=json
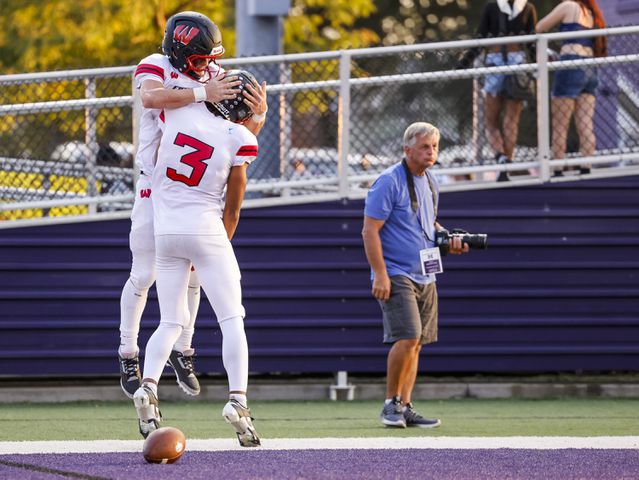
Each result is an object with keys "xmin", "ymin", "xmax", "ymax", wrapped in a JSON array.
[
  {"xmin": 142, "ymin": 381, "xmax": 158, "ymax": 397},
  {"xmin": 118, "ymin": 347, "xmax": 139, "ymax": 359},
  {"xmin": 119, "ymin": 279, "xmax": 148, "ymax": 355},
  {"xmin": 218, "ymin": 316, "xmax": 249, "ymax": 392},
  {"xmin": 142, "ymin": 322, "xmax": 183, "ymax": 383},
  {"xmin": 230, "ymin": 393, "xmax": 248, "ymax": 406},
  {"xmin": 173, "ymin": 271, "xmax": 200, "ymax": 353}
]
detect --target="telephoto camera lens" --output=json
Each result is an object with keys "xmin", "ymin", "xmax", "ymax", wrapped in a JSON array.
[
  {"xmin": 435, "ymin": 229, "xmax": 488, "ymax": 255},
  {"xmin": 460, "ymin": 233, "xmax": 488, "ymax": 250}
]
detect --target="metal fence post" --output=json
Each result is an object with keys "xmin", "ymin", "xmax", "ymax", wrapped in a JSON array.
[
  {"xmin": 472, "ymin": 57, "xmax": 486, "ymax": 180},
  {"xmin": 338, "ymin": 52, "xmax": 351, "ymax": 198},
  {"xmin": 131, "ymin": 73, "xmax": 142, "ymax": 187},
  {"xmin": 279, "ymin": 61, "xmax": 293, "ymax": 181},
  {"xmin": 84, "ymin": 78, "xmax": 99, "ymax": 214},
  {"xmin": 536, "ymin": 36, "xmax": 551, "ymax": 182}
]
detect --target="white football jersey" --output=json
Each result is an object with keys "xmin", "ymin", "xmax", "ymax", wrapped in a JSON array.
[
  {"xmin": 152, "ymin": 102, "xmax": 258, "ymax": 236},
  {"xmin": 134, "ymin": 53, "xmax": 225, "ymax": 175}
]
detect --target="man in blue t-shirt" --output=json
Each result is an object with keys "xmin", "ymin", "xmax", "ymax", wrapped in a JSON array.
[{"xmin": 362, "ymin": 122, "xmax": 469, "ymax": 428}]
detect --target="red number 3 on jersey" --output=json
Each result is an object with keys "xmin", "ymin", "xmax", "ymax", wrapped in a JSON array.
[{"xmin": 167, "ymin": 132, "xmax": 214, "ymax": 187}]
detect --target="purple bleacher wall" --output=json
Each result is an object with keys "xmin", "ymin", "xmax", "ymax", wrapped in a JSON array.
[
  {"xmin": 592, "ymin": 2, "xmax": 639, "ymax": 150},
  {"xmin": 601, "ymin": 1, "xmax": 639, "ymax": 26},
  {"xmin": 0, "ymin": 176, "xmax": 638, "ymax": 377}
]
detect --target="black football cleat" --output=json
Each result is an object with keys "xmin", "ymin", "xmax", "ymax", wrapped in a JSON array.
[
  {"xmin": 168, "ymin": 349, "xmax": 201, "ymax": 396},
  {"xmin": 118, "ymin": 351, "xmax": 142, "ymax": 399}
]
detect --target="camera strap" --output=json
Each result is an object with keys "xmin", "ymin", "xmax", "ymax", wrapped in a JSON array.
[
  {"xmin": 402, "ymin": 159, "xmax": 438, "ymax": 241},
  {"xmin": 402, "ymin": 159, "xmax": 418, "ymax": 212}
]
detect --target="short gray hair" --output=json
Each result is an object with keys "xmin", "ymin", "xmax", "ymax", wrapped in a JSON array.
[{"xmin": 403, "ymin": 122, "xmax": 440, "ymax": 148}]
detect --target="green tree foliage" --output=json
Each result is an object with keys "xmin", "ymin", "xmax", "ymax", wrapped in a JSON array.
[
  {"xmin": 363, "ymin": 0, "xmax": 559, "ymax": 46},
  {"xmin": 0, "ymin": 0, "xmax": 379, "ymax": 74},
  {"xmin": 280, "ymin": 0, "xmax": 379, "ymax": 117},
  {"xmin": 0, "ymin": 0, "xmax": 232, "ymax": 73},
  {"xmin": 283, "ymin": 0, "xmax": 379, "ymax": 52}
]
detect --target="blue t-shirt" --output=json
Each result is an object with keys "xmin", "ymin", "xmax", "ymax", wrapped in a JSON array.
[{"xmin": 364, "ymin": 162, "xmax": 439, "ymax": 285}]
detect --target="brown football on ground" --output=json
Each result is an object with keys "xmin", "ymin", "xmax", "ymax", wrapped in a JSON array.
[{"xmin": 142, "ymin": 427, "xmax": 186, "ymax": 464}]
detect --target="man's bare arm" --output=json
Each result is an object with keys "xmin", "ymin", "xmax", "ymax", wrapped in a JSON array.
[
  {"xmin": 139, "ymin": 75, "xmax": 241, "ymax": 110},
  {"xmin": 362, "ymin": 216, "xmax": 391, "ymax": 301},
  {"xmin": 222, "ymin": 163, "xmax": 249, "ymax": 240}
]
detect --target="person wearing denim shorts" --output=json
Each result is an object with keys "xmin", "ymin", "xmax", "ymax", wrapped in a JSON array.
[
  {"xmin": 483, "ymin": 50, "xmax": 528, "ymax": 97},
  {"xmin": 536, "ymin": 0, "xmax": 608, "ymax": 175},
  {"xmin": 457, "ymin": 1, "xmax": 537, "ymax": 181},
  {"xmin": 362, "ymin": 122, "xmax": 469, "ymax": 428}
]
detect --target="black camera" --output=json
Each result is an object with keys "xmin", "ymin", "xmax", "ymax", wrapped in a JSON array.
[{"xmin": 435, "ymin": 228, "xmax": 488, "ymax": 255}]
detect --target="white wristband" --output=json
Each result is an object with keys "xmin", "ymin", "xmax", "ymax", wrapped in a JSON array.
[
  {"xmin": 193, "ymin": 86, "xmax": 207, "ymax": 103},
  {"xmin": 252, "ymin": 111, "xmax": 266, "ymax": 122}
]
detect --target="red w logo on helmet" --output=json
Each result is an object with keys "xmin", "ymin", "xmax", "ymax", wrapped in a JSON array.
[{"xmin": 174, "ymin": 25, "xmax": 200, "ymax": 45}]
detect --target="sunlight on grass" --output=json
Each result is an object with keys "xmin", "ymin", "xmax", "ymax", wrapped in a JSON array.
[{"xmin": 0, "ymin": 398, "xmax": 637, "ymax": 441}]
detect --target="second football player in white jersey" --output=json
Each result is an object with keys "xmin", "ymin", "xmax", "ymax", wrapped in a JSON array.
[
  {"xmin": 133, "ymin": 71, "xmax": 262, "ymax": 447},
  {"xmin": 118, "ymin": 11, "xmax": 267, "ymax": 399}
]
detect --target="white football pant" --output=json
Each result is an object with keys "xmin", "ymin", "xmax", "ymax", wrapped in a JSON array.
[
  {"xmin": 119, "ymin": 178, "xmax": 199, "ymax": 356},
  {"xmin": 142, "ymin": 234, "xmax": 248, "ymax": 391}
]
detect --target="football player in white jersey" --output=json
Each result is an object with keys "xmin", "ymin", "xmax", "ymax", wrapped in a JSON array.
[
  {"xmin": 133, "ymin": 70, "xmax": 262, "ymax": 447},
  {"xmin": 119, "ymin": 11, "xmax": 267, "ymax": 400}
]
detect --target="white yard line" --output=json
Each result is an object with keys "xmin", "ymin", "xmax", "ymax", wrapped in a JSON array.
[{"xmin": 1, "ymin": 437, "xmax": 638, "ymax": 454}]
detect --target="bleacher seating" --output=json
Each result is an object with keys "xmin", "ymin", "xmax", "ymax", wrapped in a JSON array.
[{"xmin": 0, "ymin": 176, "xmax": 638, "ymax": 376}]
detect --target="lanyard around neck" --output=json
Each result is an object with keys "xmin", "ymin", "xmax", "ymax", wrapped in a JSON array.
[
  {"xmin": 401, "ymin": 159, "xmax": 438, "ymax": 216},
  {"xmin": 401, "ymin": 159, "xmax": 438, "ymax": 241}
]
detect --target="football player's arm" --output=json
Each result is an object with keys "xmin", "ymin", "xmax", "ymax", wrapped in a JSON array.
[
  {"xmin": 222, "ymin": 163, "xmax": 249, "ymax": 241},
  {"xmin": 139, "ymin": 76, "xmax": 241, "ymax": 110},
  {"xmin": 243, "ymin": 80, "xmax": 268, "ymax": 136},
  {"xmin": 361, "ymin": 216, "xmax": 391, "ymax": 301}
]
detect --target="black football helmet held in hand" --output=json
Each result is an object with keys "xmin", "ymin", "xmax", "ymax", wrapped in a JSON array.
[
  {"xmin": 162, "ymin": 11, "xmax": 224, "ymax": 81},
  {"xmin": 205, "ymin": 70, "xmax": 257, "ymax": 124}
]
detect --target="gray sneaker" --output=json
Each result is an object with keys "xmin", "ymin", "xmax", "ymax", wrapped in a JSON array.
[
  {"xmin": 380, "ymin": 396, "xmax": 407, "ymax": 428},
  {"xmin": 168, "ymin": 349, "xmax": 201, "ymax": 396},
  {"xmin": 403, "ymin": 403, "xmax": 441, "ymax": 428},
  {"xmin": 118, "ymin": 351, "xmax": 141, "ymax": 399},
  {"xmin": 133, "ymin": 385, "xmax": 162, "ymax": 438},
  {"xmin": 222, "ymin": 399, "xmax": 261, "ymax": 447}
]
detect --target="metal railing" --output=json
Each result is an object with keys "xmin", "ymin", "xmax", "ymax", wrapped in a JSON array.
[{"xmin": 1, "ymin": 25, "xmax": 638, "ymax": 228}]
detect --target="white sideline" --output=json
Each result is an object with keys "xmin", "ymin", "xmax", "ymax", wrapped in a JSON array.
[{"xmin": 1, "ymin": 437, "xmax": 638, "ymax": 454}]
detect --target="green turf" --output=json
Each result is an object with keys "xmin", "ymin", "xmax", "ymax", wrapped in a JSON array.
[{"xmin": 1, "ymin": 398, "xmax": 638, "ymax": 441}]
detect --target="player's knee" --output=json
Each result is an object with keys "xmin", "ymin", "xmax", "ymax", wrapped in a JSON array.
[
  {"xmin": 158, "ymin": 321, "xmax": 183, "ymax": 335},
  {"xmin": 129, "ymin": 268, "xmax": 156, "ymax": 291}
]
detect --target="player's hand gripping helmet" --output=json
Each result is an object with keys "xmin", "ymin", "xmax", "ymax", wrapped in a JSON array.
[
  {"xmin": 162, "ymin": 11, "xmax": 224, "ymax": 81},
  {"xmin": 205, "ymin": 70, "xmax": 258, "ymax": 124}
]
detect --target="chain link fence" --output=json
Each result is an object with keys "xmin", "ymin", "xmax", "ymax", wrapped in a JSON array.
[
  {"xmin": 0, "ymin": 67, "xmax": 135, "ymax": 223},
  {"xmin": 1, "ymin": 26, "xmax": 638, "ymax": 228}
]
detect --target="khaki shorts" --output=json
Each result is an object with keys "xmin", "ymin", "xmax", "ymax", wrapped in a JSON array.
[{"xmin": 378, "ymin": 275, "xmax": 438, "ymax": 345}]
